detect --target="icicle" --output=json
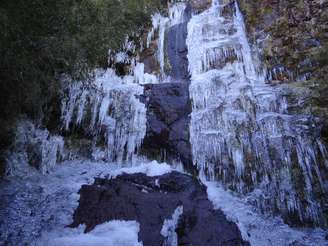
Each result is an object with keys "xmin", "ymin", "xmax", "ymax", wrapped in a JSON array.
[
  {"xmin": 161, "ymin": 206, "xmax": 183, "ymax": 246},
  {"xmin": 6, "ymin": 120, "xmax": 65, "ymax": 176},
  {"xmin": 61, "ymin": 69, "xmax": 147, "ymax": 164},
  {"xmin": 187, "ymin": 1, "xmax": 328, "ymax": 226}
]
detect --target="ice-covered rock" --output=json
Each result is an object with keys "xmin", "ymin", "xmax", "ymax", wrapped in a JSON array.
[
  {"xmin": 61, "ymin": 69, "xmax": 147, "ymax": 164},
  {"xmin": 69, "ymin": 170, "xmax": 247, "ymax": 246},
  {"xmin": 6, "ymin": 120, "xmax": 64, "ymax": 176},
  {"xmin": 187, "ymin": 0, "xmax": 328, "ymax": 226}
]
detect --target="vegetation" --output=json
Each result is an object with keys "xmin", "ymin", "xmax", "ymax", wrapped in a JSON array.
[{"xmin": 0, "ymin": 0, "xmax": 162, "ymax": 173}]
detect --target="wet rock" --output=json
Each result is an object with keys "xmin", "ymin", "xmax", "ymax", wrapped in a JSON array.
[
  {"xmin": 70, "ymin": 171, "xmax": 249, "ymax": 246},
  {"xmin": 238, "ymin": 0, "xmax": 328, "ymax": 81},
  {"xmin": 166, "ymin": 23, "xmax": 190, "ymax": 80},
  {"xmin": 140, "ymin": 82, "xmax": 195, "ymax": 174},
  {"xmin": 165, "ymin": 4, "xmax": 191, "ymax": 81}
]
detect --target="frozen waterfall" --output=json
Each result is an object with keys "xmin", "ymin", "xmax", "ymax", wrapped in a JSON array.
[
  {"xmin": 61, "ymin": 69, "xmax": 146, "ymax": 164},
  {"xmin": 187, "ymin": 0, "xmax": 328, "ymax": 226}
]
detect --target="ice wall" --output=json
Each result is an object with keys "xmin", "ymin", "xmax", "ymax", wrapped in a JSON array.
[
  {"xmin": 61, "ymin": 69, "xmax": 146, "ymax": 164},
  {"xmin": 187, "ymin": 0, "xmax": 328, "ymax": 226}
]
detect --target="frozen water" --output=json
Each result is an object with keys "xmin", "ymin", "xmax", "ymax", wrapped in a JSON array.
[
  {"xmin": 0, "ymin": 159, "xmax": 174, "ymax": 245},
  {"xmin": 205, "ymin": 180, "xmax": 328, "ymax": 246},
  {"xmin": 161, "ymin": 206, "xmax": 184, "ymax": 246},
  {"xmin": 134, "ymin": 62, "xmax": 159, "ymax": 84},
  {"xmin": 2, "ymin": 158, "xmax": 326, "ymax": 246},
  {"xmin": 145, "ymin": 2, "xmax": 188, "ymax": 81},
  {"xmin": 110, "ymin": 160, "xmax": 173, "ymax": 178},
  {"xmin": 5, "ymin": 120, "xmax": 64, "ymax": 176},
  {"xmin": 61, "ymin": 69, "xmax": 147, "ymax": 164},
  {"xmin": 39, "ymin": 221, "xmax": 142, "ymax": 246},
  {"xmin": 187, "ymin": 0, "xmax": 328, "ymax": 225}
]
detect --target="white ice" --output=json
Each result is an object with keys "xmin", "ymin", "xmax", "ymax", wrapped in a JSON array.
[
  {"xmin": 161, "ymin": 206, "xmax": 184, "ymax": 246},
  {"xmin": 0, "ymin": 159, "xmax": 174, "ymax": 245},
  {"xmin": 205, "ymin": 180, "xmax": 328, "ymax": 246},
  {"xmin": 40, "ymin": 221, "xmax": 142, "ymax": 246},
  {"xmin": 187, "ymin": 0, "xmax": 328, "ymax": 225}
]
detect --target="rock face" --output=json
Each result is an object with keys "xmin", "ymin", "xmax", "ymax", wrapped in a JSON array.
[
  {"xmin": 235, "ymin": 0, "xmax": 328, "ymax": 226},
  {"xmin": 139, "ymin": 1, "xmax": 195, "ymax": 173},
  {"xmin": 141, "ymin": 83, "xmax": 194, "ymax": 174},
  {"xmin": 165, "ymin": 4, "xmax": 191, "ymax": 81},
  {"xmin": 70, "ymin": 171, "xmax": 249, "ymax": 246},
  {"xmin": 237, "ymin": 0, "xmax": 328, "ymax": 142}
]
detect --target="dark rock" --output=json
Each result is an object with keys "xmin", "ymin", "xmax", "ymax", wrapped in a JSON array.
[
  {"xmin": 70, "ymin": 171, "xmax": 249, "ymax": 246},
  {"xmin": 166, "ymin": 23, "xmax": 190, "ymax": 81},
  {"xmin": 140, "ymin": 83, "xmax": 195, "ymax": 174},
  {"xmin": 165, "ymin": 4, "xmax": 191, "ymax": 81}
]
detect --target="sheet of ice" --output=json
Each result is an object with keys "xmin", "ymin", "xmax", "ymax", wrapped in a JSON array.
[
  {"xmin": 205, "ymin": 181, "xmax": 328, "ymax": 246},
  {"xmin": 161, "ymin": 206, "xmax": 183, "ymax": 246},
  {"xmin": 40, "ymin": 221, "xmax": 142, "ymax": 246},
  {"xmin": 134, "ymin": 62, "xmax": 159, "ymax": 84}
]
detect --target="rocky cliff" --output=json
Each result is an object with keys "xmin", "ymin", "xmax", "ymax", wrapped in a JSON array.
[{"xmin": 238, "ymin": 0, "xmax": 328, "ymax": 143}]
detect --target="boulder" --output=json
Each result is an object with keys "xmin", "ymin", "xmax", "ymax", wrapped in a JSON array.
[
  {"xmin": 140, "ymin": 83, "xmax": 195, "ymax": 174},
  {"xmin": 70, "ymin": 171, "xmax": 249, "ymax": 246}
]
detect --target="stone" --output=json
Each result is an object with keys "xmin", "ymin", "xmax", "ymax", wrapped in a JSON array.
[
  {"xmin": 70, "ymin": 171, "xmax": 249, "ymax": 246},
  {"xmin": 140, "ymin": 82, "xmax": 195, "ymax": 174}
]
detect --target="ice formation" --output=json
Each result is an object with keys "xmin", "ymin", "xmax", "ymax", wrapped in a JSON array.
[
  {"xmin": 146, "ymin": 1, "xmax": 188, "ymax": 80},
  {"xmin": 161, "ymin": 206, "xmax": 184, "ymax": 246},
  {"xmin": 0, "ymin": 159, "xmax": 174, "ymax": 245},
  {"xmin": 110, "ymin": 160, "xmax": 173, "ymax": 178},
  {"xmin": 187, "ymin": 0, "xmax": 328, "ymax": 226},
  {"xmin": 6, "ymin": 120, "xmax": 64, "ymax": 176},
  {"xmin": 205, "ymin": 180, "xmax": 328, "ymax": 246},
  {"xmin": 61, "ymin": 69, "xmax": 147, "ymax": 164},
  {"xmin": 2, "ymin": 157, "xmax": 328, "ymax": 245}
]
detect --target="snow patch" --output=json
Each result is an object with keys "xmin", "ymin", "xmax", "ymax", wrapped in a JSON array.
[
  {"xmin": 205, "ymin": 181, "xmax": 328, "ymax": 246},
  {"xmin": 40, "ymin": 221, "xmax": 142, "ymax": 246},
  {"xmin": 6, "ymin": 120, "xmax": 64, "ymax": 176},
  {"xmin": 109, "ymin": 160, "xmax": 173, "ymax": 178}
]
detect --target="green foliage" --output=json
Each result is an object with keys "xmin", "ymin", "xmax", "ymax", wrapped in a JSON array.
[{"xmin": 0, "ymin": 0, "xmax": 162, "ymax": 173}]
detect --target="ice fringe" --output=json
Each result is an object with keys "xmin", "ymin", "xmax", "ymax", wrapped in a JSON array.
[
  {"xmin": 205, "ymin": 180, "xmax": 328, "ymax": 246},
  {"xmin": 161, "ymin": 206, "xmax": 184, "ymax": 246},
  {"xmin": 187, "ymin": 0, "xmax": 328, "ymax": 225},
  {"xmin": 61, "ymin": 69, "xmax": 147, "ymax": 164}
]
